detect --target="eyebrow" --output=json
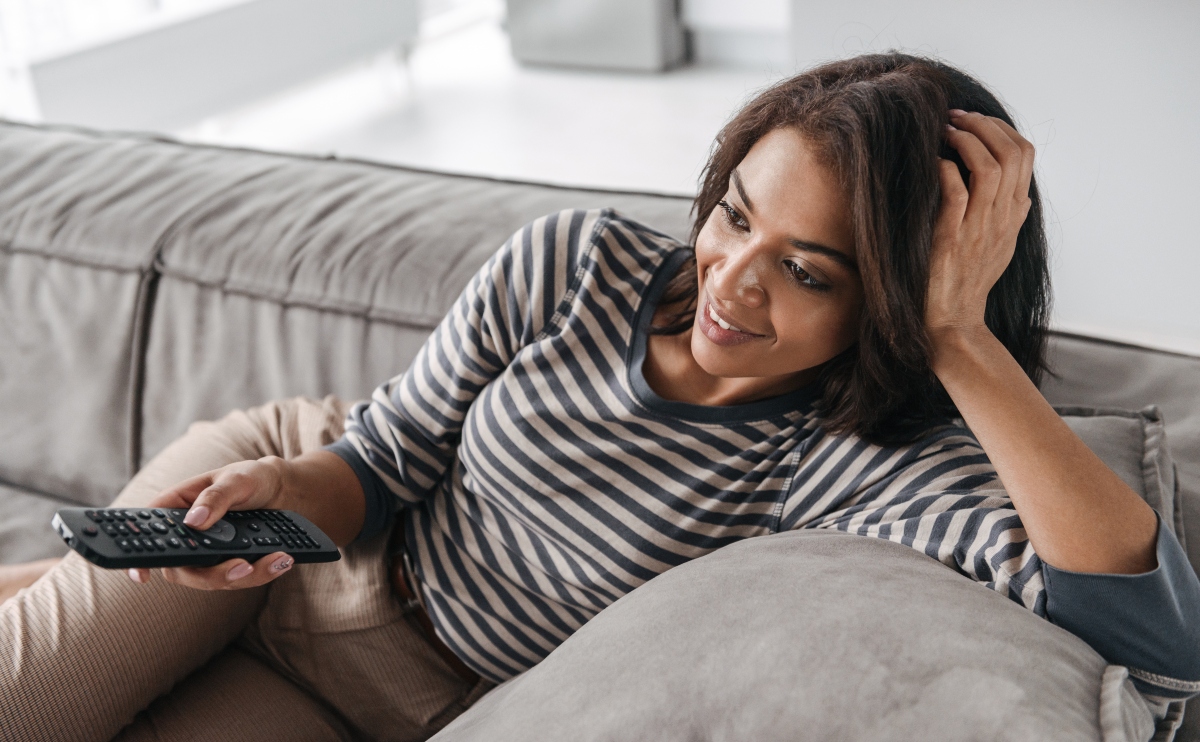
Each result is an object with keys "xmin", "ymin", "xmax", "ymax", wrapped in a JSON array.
[
  {"xmin": 729, "ymin": 168, "xmax": 858, "ymax": 274},
  {"xmin": 730, "ymin": 169, "xmax": 754, "ymax": 213},
  {"xmin": 789, "ymin": 239, "xmax": 859, "ymax": 274}
]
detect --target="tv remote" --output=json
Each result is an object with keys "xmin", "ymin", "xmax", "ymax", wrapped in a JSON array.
[{"xmin": 52, "ymin": 507, "xmax": 341, "ymax": 569}]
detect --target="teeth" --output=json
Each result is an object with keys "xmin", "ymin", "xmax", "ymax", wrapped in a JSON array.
[{"xmin": 709, "ymin": 304, "xmax": 743, "ymax": 333}]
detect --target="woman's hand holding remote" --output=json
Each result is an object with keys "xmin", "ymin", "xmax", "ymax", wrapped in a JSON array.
[{"xmin": 127, "ymin": 450, "xmax": 365, "ymax": 589}]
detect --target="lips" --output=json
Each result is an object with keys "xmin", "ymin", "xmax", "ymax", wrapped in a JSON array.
[{"xmin": 697, "ymin": 297, "xmax": 763, "ymax": 347}]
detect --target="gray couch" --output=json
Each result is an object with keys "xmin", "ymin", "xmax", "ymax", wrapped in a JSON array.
[{"xmin": 2, "ymin": 121, "xmax": 1198, "ymax": 740}]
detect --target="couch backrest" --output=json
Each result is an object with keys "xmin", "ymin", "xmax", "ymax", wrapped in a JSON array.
[{"xmin": 0, "ymin": 122, "xmax": 694, "ymax": 505}]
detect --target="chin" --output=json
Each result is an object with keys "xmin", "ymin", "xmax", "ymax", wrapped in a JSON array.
[{"xmin": 691, "ymin": 335, "xmax": 768, "ymax": 378}]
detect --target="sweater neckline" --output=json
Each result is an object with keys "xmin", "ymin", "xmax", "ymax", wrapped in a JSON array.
[{"xmin": 626, "ymin": 248, "xmax": 820, "ymax": 425}]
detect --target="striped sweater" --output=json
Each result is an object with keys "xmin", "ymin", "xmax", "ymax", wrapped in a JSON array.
[{"xmin": 329, "ymin": 208, "xmax": 1200, "ymax": 699}]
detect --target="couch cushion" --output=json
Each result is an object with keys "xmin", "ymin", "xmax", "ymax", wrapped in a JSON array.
[
  {"xmin": 152, "ymin": 159, "xmax": 693, "ymax": 326},
  {"xmin": 1044, "ymin": 336, "xmax": 1200, "ymax": 553},
  {"xmin": 0, "ymin": 122, "xmax": 291, "ymax": 504},
  {"xmin": 140, "ymin": 146, "xmax": 692, "ymax": 462},
  {"xmin": 0, "ymin": 251, "xmax": 141, "ymax": 504},
  {"xmin": 0, "ymin": 482, "xmax": 70, "ymax": 563},
  {"xmin": 432, "ymin": 529, "xmax": 1156, "ymax": 742},
  {"xmin": 0, "ymin": 122, "xmax": 252, "ymax": 272},
  {"xmin": 140, "ymin": 277, "xmax": 438, "ymax": 462},
  {"xmin": 1059, "ymin": 406, "xmax": 1179, "ymax": 539}
]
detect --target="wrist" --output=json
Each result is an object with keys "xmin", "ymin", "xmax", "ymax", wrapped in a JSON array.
[
  {"xmin": 257, "ymin": 455, "xmax": 293, "ymax": 509},
  {"xmin": 926, "ymin": 324, "xmax": 996, "ymax": 377}
]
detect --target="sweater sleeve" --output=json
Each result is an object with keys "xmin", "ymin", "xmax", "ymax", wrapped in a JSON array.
[
  {"xmin": 1043, "ymin": 514, "xmax": 1200, "ymax": 701},
  {"xmin": 326, "ymin": 209, "xmax": 601, "ymax": 541}
]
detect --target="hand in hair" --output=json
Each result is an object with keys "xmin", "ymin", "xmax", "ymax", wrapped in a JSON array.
[
  {"xmin": 926, "ymin": 109, "xmax": 1035, "ymax": 333},
  {"xmin": 925, "ymin": 109, "xmax": 1158, "ymax": 576}
]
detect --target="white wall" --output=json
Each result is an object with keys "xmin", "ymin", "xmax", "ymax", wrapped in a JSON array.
[
  {"xmin": 682, "ymin": 0, "xmax": 790, "ymax": 70},
  {"xmin": 790, "ymin": 0, "xmax": 1200, "ymax": 355}
]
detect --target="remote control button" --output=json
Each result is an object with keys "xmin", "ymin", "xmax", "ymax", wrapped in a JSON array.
[
  {"xmin": 198, "ymin": 519, "xmax": 237, "ymax": 543},
  {"xmin": 140, "ymin": 537, "xmax": 156, "ymax": 550},
  {"xmin": 164, "ymin": 517, "xmax": 177, "ymax": 527},
  {"xmin": 126, "ymin": 522, "xmax": 142, "ymax": 535},
  {"xmin": 201, "ymin": 537, "xmax": 213, "ymax": 546},
  {"xmin": 152, "ymin": 509, "xmax": 165, "ymax": 518},
  {"xmin": 152, "ymin": 538, "xmax": 167, "ymax": 551},
  {"xmin": 117, "ymin": 538, "xmax": 132, "ymax": 553},
  {"xmin": 84, "ymin": 510, "xmax": 97, "ymax": 521},
  {"xmin": 266, "ymin": 523, "xmax": 279, "ymax": 533},
  {"xmin": 185, "ymin": 538, "xmax": 198, "ymax": 550},
  {"xmin": 130, "ymin": 540, "xmax": 144, "ymax": 552},
  {"xmin": 174, "ymin": 527, "xmax": 188, "ymax": 538},
  {"xmin": 303, "ymin": 536, "xmax": 318, "ymax": 549},
  {"xmin": 116, "ymin": 524, "xmax": 130, "ymax": 536},
  {"xmin": 233, "ymin": 537, "xmax": 250, "ymax": 549},
  {"xmin": 82, "ymin": 525, "xmax": 98, "ymax": 536},
  {"xmin": 167, "ymin": 537, "xmax": 181, "ymax": 548},
  {"xmin": 103, "ymin": 525, "xmax": 118, "ymax": 537},
  {"xmin": 281, "ymin": 513, "xmax": 293, "ymax": 522},
  {"xmin": 137, "ymin": 511, "xmax": 152, "ymax": 520},
  {"xmin": 150, "ymin": 522, "xmax": 168, "ymax": 534},
  {"xmin": 247, "ymin": 523, "xmax": 260, "ymax": 532}
]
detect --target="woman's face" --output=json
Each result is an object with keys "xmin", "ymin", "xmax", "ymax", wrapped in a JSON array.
[{"xmin": 691, "ymin": 127, "xmax": 864, "ymax": 385}]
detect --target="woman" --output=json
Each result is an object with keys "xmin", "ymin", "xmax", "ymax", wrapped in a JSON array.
[{"xmin": 3, "ymin": 53, "xmax": 1198, "ymax": 739}]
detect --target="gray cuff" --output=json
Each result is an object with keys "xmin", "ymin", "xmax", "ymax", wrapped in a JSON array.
[
  {"xmin": 325, "ymin": 436, "xmax": 398, "ymax": 543},
  {"xmin": 1043, "ymin": 515, "xmax": 1200, "ymax": 699}
]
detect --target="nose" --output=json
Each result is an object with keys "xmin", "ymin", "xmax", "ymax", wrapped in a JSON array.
[{"xmin": 707, "ymin": 239, "xmax": 767, "ymax": 308}]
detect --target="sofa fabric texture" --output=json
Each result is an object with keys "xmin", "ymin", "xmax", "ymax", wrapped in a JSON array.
[{"xmin": 2, "ymin": 121, "xmax": 1199, "ymax": 740}]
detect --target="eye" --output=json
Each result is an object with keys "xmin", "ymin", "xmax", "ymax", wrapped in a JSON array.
[
  {"xmin": 717, "ymin": 200, "xmax": 749, "ymax": 232},
  {"xmin": 785, "ymin": 260, "xmax": 830, "ymax": 292}
]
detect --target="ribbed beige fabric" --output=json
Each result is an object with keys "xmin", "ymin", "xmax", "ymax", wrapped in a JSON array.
[{"xmin": 0, "ymin": 397, "xmax": 493, "ymax": 742}]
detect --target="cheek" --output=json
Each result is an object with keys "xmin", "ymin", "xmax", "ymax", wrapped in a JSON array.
[{"xmin": 776, "ymin": 295, "xmax": 861, "ymax": 356}]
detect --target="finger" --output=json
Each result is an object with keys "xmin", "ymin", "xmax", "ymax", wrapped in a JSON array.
[
  {"xmin": 161, "ymin": 553, "xmax": 294, "ymax": 591},
  {"xmin": 988, "ymin": 117, "xmax": 1036, "ymax": 204},
  {"xmin": 948, "ymin": 111, "xmax": 1025, "ymax": 204},
  {"xmin": 943, "ymin": 125, "xmax": 1002, "ymax": 215},
  {"xmin": 148, "ymin": 471, "xmax": 215, "ymax": 510},
  {"xmin": 936, "ymin": 157, "xmax": 969, "ymax": 225},
  {"xmin": 127, "ymin": 568, "xmax": 151, "ymax": 584},
  {"xmin": 181, "ymin": 472, "xmax": 256, "ymax": 530}
]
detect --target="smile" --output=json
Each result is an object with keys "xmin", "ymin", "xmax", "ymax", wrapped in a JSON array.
[
  {"xmin": 698, "ymin": 297, "xmax": 764, "ymax": 346},
  {"xmin": 708, "ymin": 303, "xmax": 744, "ymax": 333}
]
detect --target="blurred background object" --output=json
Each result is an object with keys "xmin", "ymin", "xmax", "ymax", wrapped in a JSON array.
[
  {"xmin": 507, "ymin": 0, "xmax": 685, "ymax": 72},
  {"xmin": 2, "ymin": 0, "xmax": 418, "ymax": 132},
  {"xmin": 0, "ymin": 0, "xmax": 1196, "ymax": 355}
]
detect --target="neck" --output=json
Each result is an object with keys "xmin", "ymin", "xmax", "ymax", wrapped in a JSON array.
[{"xmin": 643, "ymin": 328, "xmax": 815, "ymax": 407}]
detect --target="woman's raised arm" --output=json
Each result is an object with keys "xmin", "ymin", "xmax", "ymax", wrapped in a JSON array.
[
  {"xmin": 929, "ymin": 110, "xmax": 1200, "ymax": 700},
  {"xmin": 927, "ymin": 109, "xmax": 1157, "ymax": 575}
]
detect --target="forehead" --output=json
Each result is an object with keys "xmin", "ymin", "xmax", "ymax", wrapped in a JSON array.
[{"xmin": 733, "ymin": 128, "xmax": 854, "ymax": 254}]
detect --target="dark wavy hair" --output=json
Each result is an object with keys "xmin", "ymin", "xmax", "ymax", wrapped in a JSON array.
[{"xmin": 653, "ymin": 52, "xmax": 1051, "ymax": 444}]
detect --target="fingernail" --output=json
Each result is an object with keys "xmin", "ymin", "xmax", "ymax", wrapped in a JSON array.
[
  {"xmin": 128, "ymin": 568, "xmax": 145, "ymax": 583},
  {"xmin": 949, "ymin": 109, "xmax": 967, "ymax": 116},
  {"xmin": 945, "ymin": 124, "xmax": 957, "ymax": 131},
  {"xmin": 272, "ymin": 556, "xmax": 293, "ymax": 572},
  {"xmin": 227, "ymin": 562, "xmax": 254, "ymax": 581},
  {"xmin": 184, "ymin": 506, "xmax": 210, "ymax": 527}
]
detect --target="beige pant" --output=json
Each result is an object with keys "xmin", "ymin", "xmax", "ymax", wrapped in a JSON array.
[{"xmin": 0, "ymin": 397, "xmax": 493, "ymax": 742}]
